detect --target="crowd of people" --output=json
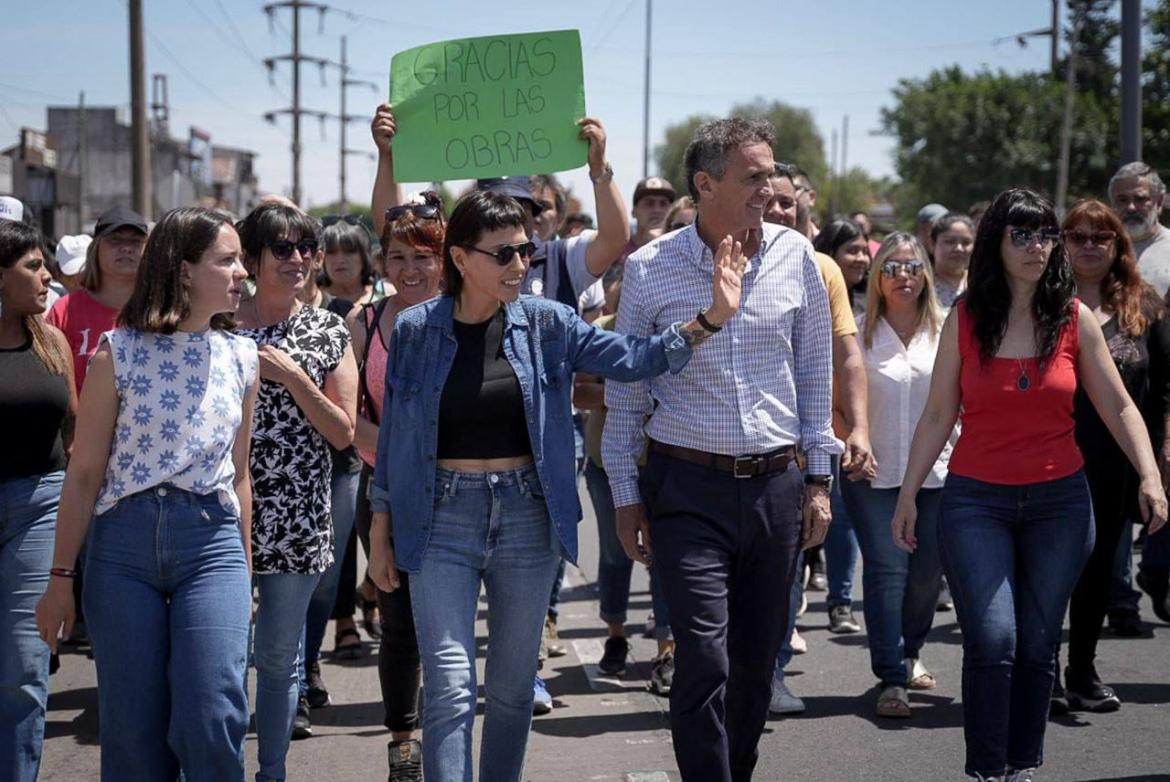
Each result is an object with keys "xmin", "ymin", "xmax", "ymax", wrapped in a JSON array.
[{"xmin": 1, "ymin": 101, "xmax": 1169, "ymax": 782}]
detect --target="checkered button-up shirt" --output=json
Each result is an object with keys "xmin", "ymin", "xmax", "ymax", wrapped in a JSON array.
[{"xmin": 602, "ymin": 221, "xmax": 841, "ymax": 508}]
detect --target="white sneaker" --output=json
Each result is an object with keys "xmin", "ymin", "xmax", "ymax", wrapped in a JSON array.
[
  {"xmin": 768, "ymin": 676, "xmax": 806, "ymax": 715},
  {"xmin": 1006, "ymin": 770, "xmax": 1036, "ymax": 782},
  {"xmin": 791, "ymin": 628, "xmax": 807, "ymax": 655}
]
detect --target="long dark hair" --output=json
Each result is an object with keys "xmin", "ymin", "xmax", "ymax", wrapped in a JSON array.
[
  {"xmin": 319, "ymin": 220, "xmax": 375, "ymax": 288},
  {"xmin": 119, "ymin": 207, "xmax": 238, "ymax": 333},
  {"xmin": 0, "ymin": 220, "xmax": 71, "ymax": 375},
  {"xmin": 965, "ymin": 187, "xmax": 1075, "ymax": 367},
  {"xmin": 814, "ymin": 217, "xmax": 869, "ymax": 292},
  {"xmin": 442, "ymin": 190, "xmax": 530, "ymax": 299}
]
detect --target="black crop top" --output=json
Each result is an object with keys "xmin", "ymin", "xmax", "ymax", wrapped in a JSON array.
[
  {"xmin": 0, "ymin": 339, "xmax": 69, "ymax": 480},
  {"xmin": 437, "ymin": 309, "xmax": 532, "ymax": 459}
]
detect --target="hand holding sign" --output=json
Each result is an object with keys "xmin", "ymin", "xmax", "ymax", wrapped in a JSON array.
[
  {"xmin": 577, "ymin": 117, "xmax": 607, "ymax": 178},
  {"xmin": 388, "ymin": 30, "xmax": 588, "ymax": 182},
  {"xmin": 371, "ymin": 103, "xmax": 397, "ymax": 156}
]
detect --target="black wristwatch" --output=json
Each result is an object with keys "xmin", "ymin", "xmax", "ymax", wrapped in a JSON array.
[
  {"xmin": 696, "ymin": 309, "xmax": 723, "ymax": 333},
  {"xmin": 804, "ymin": 474, "xmax": 834, "ymax": 492}
]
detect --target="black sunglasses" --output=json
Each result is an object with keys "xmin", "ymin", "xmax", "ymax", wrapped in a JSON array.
[
  {"xmin": 268, "ymin": 239, "xmax": 319, "ymax": 261},
  {"xmin": 464, "ymin": 241, "xmax": 537, "ymax": 266},
  {"xmin": 321, "ymin": 214, "xmax": 367, "ymax": 228},
  {"xmin": 386, "ymin": 203, "xmax": 441, "ymax": 222}
]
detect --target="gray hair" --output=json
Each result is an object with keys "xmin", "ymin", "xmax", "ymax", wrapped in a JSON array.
[
  {"xmin": 683, "ymin": 118, "xmax": 776, "ymax": 200},
  {"xmin": 1109, "ymin": 161, "xmax": 1166, "ymax": 201}
]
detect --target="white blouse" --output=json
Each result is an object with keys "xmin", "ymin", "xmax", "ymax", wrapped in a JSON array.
[{"xmin": 858, "ymin": 314, "xmax": 956, "ymax": 489}]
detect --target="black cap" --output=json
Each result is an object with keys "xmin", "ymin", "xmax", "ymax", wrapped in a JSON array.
[
  {"xmin": 94, "ymin": 205, "xmax": 148, "ymax": 238},
  {"xmin": 476, "ymin": 176, "xmax": 544, "ymax": 216}
]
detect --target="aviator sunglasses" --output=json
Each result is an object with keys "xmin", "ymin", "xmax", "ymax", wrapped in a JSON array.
[
  {"xmin": 880, "ymin": 260, "xmax": 925, "ymax": 278},
  {"xmin": 464, "ymin": 241, "xmax": 537, "ymax": 266}
]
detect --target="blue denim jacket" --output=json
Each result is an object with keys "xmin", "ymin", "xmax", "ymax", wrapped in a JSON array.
[{"xmin": 370, "ymin": 295, "xmax": 691, "ymax": 572}]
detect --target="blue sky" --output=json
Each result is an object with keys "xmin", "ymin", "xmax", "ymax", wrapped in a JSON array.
[{"xmin": 0, "ymin": 1, "xmax": 1148, "ymax": 215}]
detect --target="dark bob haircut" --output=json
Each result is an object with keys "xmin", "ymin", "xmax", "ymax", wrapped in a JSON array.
[
  {"xmin": 119, "ymin": 207, "xmax": 238, "ymax": 333},
  {"xmin": 965, "ymin": 187, "xmax": 1075, "ymax": 368},
  {"xmin": 236, "ymin": 202, "xmax": 320, "ymax": 271},
  {"xmin": 442, "ymin": 190, "xmax": 531, "ymax": 300}
]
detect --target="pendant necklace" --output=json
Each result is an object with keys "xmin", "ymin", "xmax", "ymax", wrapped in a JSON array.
[{"xmin": 1015, "ymin": 356, "xmax": 1030, "ymax": 391}]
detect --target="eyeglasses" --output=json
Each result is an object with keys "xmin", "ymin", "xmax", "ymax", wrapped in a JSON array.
[
  {"xmin": 321, "ymin": 214, "xmax": 367, "ymax": 228},
  {"xmin": 268, "ymin": 239, "xmax": 319, "ymax": 261},
  {"xmin": 385, "ymin": 203, "xmax": 441, "ymax": 222},
  {"xmin": 1008, "ymin": 227, "xmax": 1061, "ymax": 249},
  {"xmin": 464, "ymin": 241, "xmax": 537, "ymax": 266},
  {"xmin": 1063, "ymin": 229, "xmax": 1117, "ymax": 248},
  {"xmin": 880, "ymin": 260, "xmax": 925, "ymax": 278}
]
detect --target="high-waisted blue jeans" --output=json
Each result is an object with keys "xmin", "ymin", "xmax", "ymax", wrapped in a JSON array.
[
  {"xmin": 83, "ymin": 486, "xmax": 252, "ymax": 782},
  {"xmin": 841, "ymin": 480, "xmax": 943, "ymax": 686},
  {"xmin": 408, "ymin": 466, "xmax": 562, "ymax": 782},
  {"xmin": 0, "ymin": 470, "xmax": 62, "ymax": 782},
  {"xmin": 940, "ymin": 471, "xmax": 1093, "ymax": 779}
]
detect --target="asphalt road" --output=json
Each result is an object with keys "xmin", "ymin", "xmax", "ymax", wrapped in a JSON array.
[{"xmin": 37, "ymin": 480, "xmax": 1170, "ymax": 781}]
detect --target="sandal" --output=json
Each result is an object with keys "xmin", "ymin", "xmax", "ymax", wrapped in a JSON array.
[
  {"xmin": 905, "ymin": 657, "xmax": 937, "ymax": 690},
  {"xmin": 876, "ymin": 685, "xmax": 911, "ymax": 718},
  {"xmin": 333, "ymin": 626, "xmax": 365, "ymax": 660}
]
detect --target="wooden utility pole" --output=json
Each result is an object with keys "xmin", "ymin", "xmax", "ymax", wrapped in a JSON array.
[
  {"xmin": 78, "ymin": 91, "xmax": 87, "ymax": 230},
  {"xmin": 129, "ymin": 0, "xmax": 152, "ymax": 218},
  {"xmin": 1055, "ymin": 14, "xmax": 1082, "ymax": 215}
]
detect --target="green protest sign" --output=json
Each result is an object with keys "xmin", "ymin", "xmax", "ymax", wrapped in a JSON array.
[{"xmin": 388, "ymin": 30, "xmax": 587, "ymax": 183}]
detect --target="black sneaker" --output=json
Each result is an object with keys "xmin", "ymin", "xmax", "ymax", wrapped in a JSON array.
[
  {"xmin": 306, "ymin": 660, "xmax": 330, "ymax": 709},
  {"xmin": 828, "ymin": 604, "xmax": 861, "ymax": 634},
  {"xmin": 1107, "ymin": 610, "xmax": 1143, "ymax": 637},
  {"xmin": 1065, "ymin": 665, "xmax": 1121, "ymax": 713},
  {"xmin": 649, "ymin": 652, "xmax": 674, "ymax": 696},
  {"xmin": 387, "ymin": 738, "xmax": 422, "ymax": 782},
  {"xmin": 598, "ymin": 636, "xmax": 631, "ymax": 675},
  {"xmin": 1136, "ymin": 569, "xmax": 1170, "ymax": 623},
  {"xmin": 291, "ymin": 695, "xmax": 312, "ymax": 740}
]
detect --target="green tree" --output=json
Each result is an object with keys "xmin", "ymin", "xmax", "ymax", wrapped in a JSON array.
[
  {"xmin": 1063, "ymin": 0, "xmax": 1120, "ymax": 103},
  {"xmin": 1144, "ymin": 0, "xmax": 1170, "ymax": 173},
  {"xmin": 652, "ymin": 99, "xmax": 827, "ymax": 196},
  {"xmin": 879, "ymin": 66, "xmax": 1112, "ymax": 216}
]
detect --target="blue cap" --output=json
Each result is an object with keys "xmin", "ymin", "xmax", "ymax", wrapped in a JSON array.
[{"xmin": 476, "ymin": 176, "xmax": 545, "ymax": 216}]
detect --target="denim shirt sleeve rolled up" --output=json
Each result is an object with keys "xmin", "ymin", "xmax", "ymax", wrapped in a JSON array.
[{"xmin": 366, "ymin": 295, "xmax": 692, "ymax": 572}]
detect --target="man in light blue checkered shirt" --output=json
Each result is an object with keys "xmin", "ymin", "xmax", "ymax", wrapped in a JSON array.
[{"xmin": 601, "ymin": 117, "xmax": 840, "ymax": 782}]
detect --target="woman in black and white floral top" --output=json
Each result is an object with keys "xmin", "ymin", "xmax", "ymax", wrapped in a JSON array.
[{"xmin": 235, "ymin": 203, "xmax": 357, "ymax": 782}]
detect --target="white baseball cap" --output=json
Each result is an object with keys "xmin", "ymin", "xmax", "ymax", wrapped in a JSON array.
[
  {"xmin": 0, "ymin": 195, "xmax": 23, "ymax": 223},
  {"xmin": 56, "ymin": 234, "xmax": 92, "ymax": 276}
]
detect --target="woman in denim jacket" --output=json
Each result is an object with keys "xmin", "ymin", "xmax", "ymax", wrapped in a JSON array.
[{"xmin": 367, "ymin": 190, "xmax": 746, "ymax": 782}]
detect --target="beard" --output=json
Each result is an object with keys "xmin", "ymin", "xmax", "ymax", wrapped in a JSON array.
[{"xmin": 1122, "ymin": 211, "xmax": 1158, "ymax": 242}]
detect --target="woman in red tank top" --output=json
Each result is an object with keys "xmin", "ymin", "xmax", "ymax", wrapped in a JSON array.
[
  {"xmin": 347, "ymin": 191, "xmax": 445, "ymax": 777},
  {"xmin": 889, "ymin": 188, "xmax": 1167, "ymax": 782}
]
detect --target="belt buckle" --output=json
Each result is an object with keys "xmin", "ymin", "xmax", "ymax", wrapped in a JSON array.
[{"xmin": 732, "ymin": 456, "xmax": 757, "ymax": 479}]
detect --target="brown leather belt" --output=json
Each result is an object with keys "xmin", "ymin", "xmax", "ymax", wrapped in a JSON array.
[{"xmin": 648, "ymin": 439, "xmax": 796, "ymax": 479}]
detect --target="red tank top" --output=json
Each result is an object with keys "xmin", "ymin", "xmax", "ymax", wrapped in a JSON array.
[{"xmin": 948, "ymin": 302, "xmax": 1084, "ymax": 485}]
